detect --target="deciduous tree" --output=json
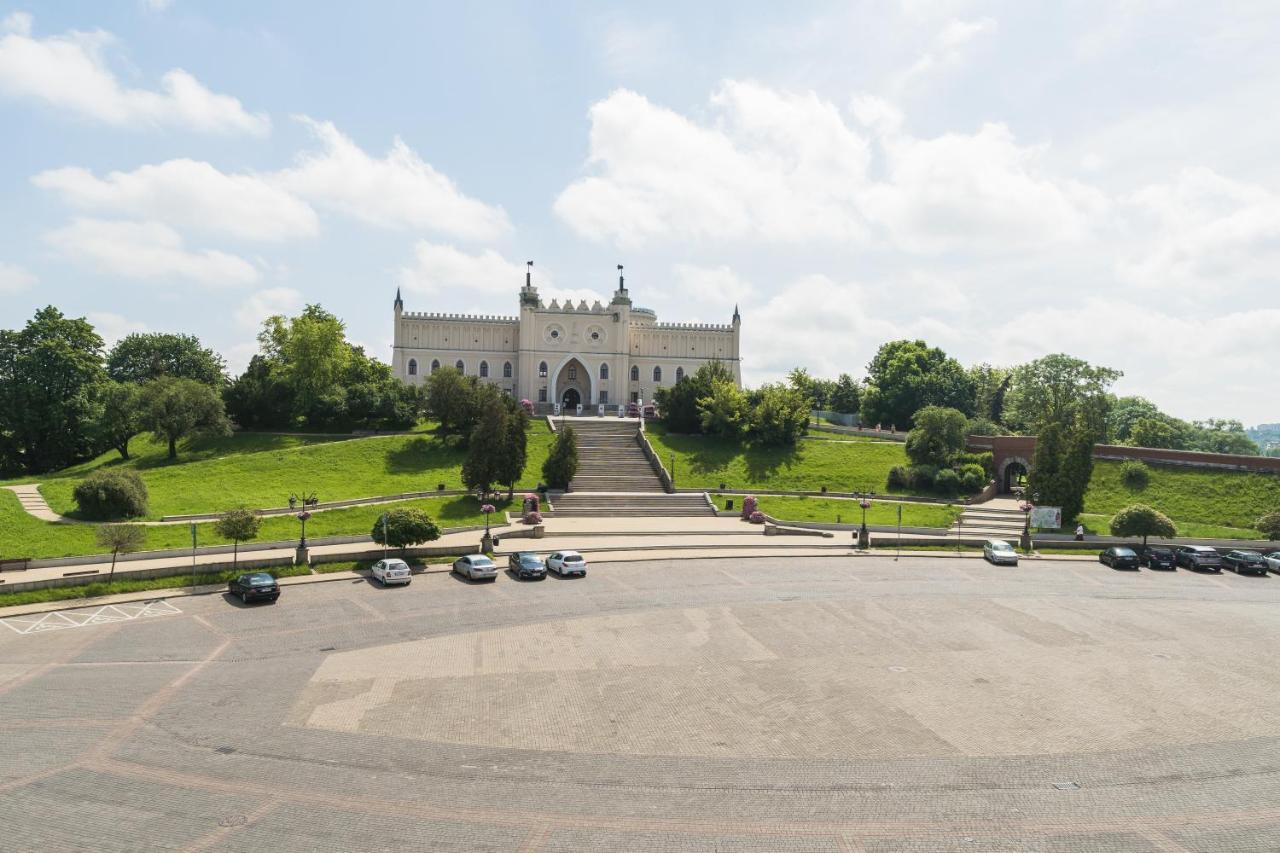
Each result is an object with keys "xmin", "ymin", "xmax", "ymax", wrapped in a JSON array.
[
  {"xmin": 1110, "ymin": 504, "xmax": 1177, "ymax": 547},
  {"xmin": 370, "ymin": 507, "xmax": 440, "ymax": 555},
  {"xmin": 95, "ymin": 380, "xmax": 143, "ymax": 461},
  {"xmin": 106, "ymin": 333, "xmax": 226, "ymax": 386},
  {"xmin": 214, "ymin": 508, "xmax": 262, "ymax": 570},
  {"xmin": 139, "ymin": 377, "xmax": 231, "ymax": 459},
  {"xmin": 859, "ymin": 340, "xmax": 974, "ymax": 429},
  {"xmin": 95, "ymin": 523, "xmax": 146, "ymax": 583},
  {"xmin": 542, "ymin": 426, "xmax": 578, "ymax": 489},
  {"xmin": 905, "ymin": 406, "xmax": 968, "ymax": 468}
]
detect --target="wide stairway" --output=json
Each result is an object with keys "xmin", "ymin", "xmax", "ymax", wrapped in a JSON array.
[
  {"xmin": 949, "ymin": 499, "xmax": 1027, "ymax": 540},
  {"xmin": 551, "ymin": 419, "xmax": 715, "ymax": 517}
]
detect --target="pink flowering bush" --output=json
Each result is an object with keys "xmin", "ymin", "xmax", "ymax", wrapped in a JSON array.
[{"xmin": 748, "ymin": 510, "xmax": 765, "ymax": 524}]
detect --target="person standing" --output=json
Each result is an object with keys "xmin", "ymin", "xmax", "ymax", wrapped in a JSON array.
[{"xmin": 1075, "ymin": 523, "xmax": 1085, "ymax": 541}]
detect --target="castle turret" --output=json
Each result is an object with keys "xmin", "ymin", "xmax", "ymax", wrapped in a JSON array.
[
  {"xmin": 520, "ymin": 260, "xmax": 540, "ymax": 308},
  {"xmin": 610, "ymin": 263, "xmax": 631, "ymax": 306}
]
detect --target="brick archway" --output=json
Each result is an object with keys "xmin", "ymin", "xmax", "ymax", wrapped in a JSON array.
[{"xmin": 999, "ymin": 456, "xmax": 1030, "ymax": 493}]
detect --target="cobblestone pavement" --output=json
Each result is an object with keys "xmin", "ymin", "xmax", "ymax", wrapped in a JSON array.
[{"xmin": 4, "ymin": 555, "xmax": 1280, "ymax": 851}]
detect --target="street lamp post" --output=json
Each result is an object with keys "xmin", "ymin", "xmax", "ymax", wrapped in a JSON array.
[
  {"xmin": 958, "ymin": 496, "xmax": 970, "ymax": 554},
  {"xmin": 295, "ymin": 510, "xmax": 312, "ymax": 567},
  {"xmin": 481, "ymin": 503, "xmax": 496, "ymax": 553},
  {"xmin": 1019, "ymin": 491, "xmax": 1038, "ymax": 553},
  {"xmin": 857, "ymin": 493, "xmax": 872, "ymax": 549}
]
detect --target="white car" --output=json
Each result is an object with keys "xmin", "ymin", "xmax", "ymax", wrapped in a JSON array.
[
  {"xmin": 983, "ymin": 539, "xmax": 1019, "ymax": 566},
  {"xmin": 547, "ymin": 550, "xmax": 587, "ymax": 576},
  {"xmin": 1266, "ymin": 551, "xmax": 1280, "ymax": 575},
  {"xmin": 370, "ymin": 558, "xmax": 412, "ymax": 586},
  {"xmin": 453, "ymin": 554, "xmax": 498, "ymax": 581}
]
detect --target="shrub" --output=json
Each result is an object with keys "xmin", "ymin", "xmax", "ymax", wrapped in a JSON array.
[
  {"xmin": 1258, "ymin": 510, "xmax": 1280, "ymax": 541},
  {"xmin": 371, "ymin": 508, "xmax": 441, "ymax": 553},
  {"xmin": 960, "ymin": 468, "xmax": 986, "ymax": 493},
  {"xmin": 73, "ymin": 469, "xmax": 149, "ymax": 520},
  {"xmin": 1119, "ymin": 459, "xmax": 1151, "ymax": 490},
  {"xmin": 542, "ymin": 426, "xmax": 579, "ymax": 489},
  {"xmin": 934, "ymin": 468, "xmax": 962, "ymax": 495},
  {"xmin": 907, "ymin": 464, "xmax": 938, "ymax": 489},
  {"xmin": 886, "ymin": 465, "xmax": 911, "ymax": 490},
  {"xmin": 748, "ymin": 510, "xmax": 765, "ymax": 524},
  {"xmin": 955, "ymin": 451, "xmax": 995, "ymax": 477}
]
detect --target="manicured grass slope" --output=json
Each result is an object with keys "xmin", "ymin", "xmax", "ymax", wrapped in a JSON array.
[
  {"xmin": 32, "ymin": 425, "xmax": 553, "ymax": 519},
  {"xmin": 1083, "ymin": 459, "xmax": 1280, "ymax": 531},
  {"xmin": 719, "ymin": 495, "xmax": 960, "ymax": 528},
  {"xmin": 647, "ymin": 426, "xmax": 908, "ymax": 494}
]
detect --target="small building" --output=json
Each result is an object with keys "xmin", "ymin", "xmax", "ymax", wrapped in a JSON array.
[{"xmin": 391, "ymin": 265, "xmax": 742, "ymax": 412}]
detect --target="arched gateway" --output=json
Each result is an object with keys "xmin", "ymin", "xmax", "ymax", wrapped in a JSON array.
[{"xmin": 553, "ymin": 356, "xmax": 591, "ymax": 409}]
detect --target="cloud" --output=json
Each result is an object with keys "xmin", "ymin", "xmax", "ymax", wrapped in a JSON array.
[
  {"xmin": 1118, "ymin": 167, "xmax": 1280, "ymax": 290},
  {"xmin": 397, "ymin": 243, "xmax": 534, "ymax": 297},
  {"xmin": 596, "ymin": 18, "xmax": 675, "ymax": 77},
  {"xmin": 87, "ymin": 311, "xmax": 146, "ymax": 347},
  {"xmin": 669, "ymin": 263, "xmax": 754, "ymax": 313},
  {"xmin": 894, "ymin": 17, "xmax": 997, "ymax": 93},
  {"xmin": 276, "ymin": 118, "xmax": 510, "ymax": 240},
  {"xmin": 235, "ymin": 286, "xmax": 303, "ymax": 330},
  {"xmin": 0, "ymin": 261, "xmax": 36, "ymax": 293},
  {"xmin": 140, "ymin": 0, "xmax": 173, "ymax": 11},
  {"xmin": 33, "ymin": 160, "xmax": 319, "ymax": 242},
  {"xmin": 45, "ymin": 218, "xmax": 260, "ymax": 285},
  {"xmin": 555, "ymin": 82, "xmax": 1103, "ymax": 253},
  {"xmin": 0, "ymin": 15, "xmax": 268, "ymax": 134}
]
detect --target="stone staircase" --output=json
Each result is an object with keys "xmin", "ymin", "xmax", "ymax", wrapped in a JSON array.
[
  {"xmin": 949, "ymin": 503, "xmax": 1026, "ymax": 540},
  {"xmin": 551, "ymin": 419, "xmax": 715, "ymax": 517}
]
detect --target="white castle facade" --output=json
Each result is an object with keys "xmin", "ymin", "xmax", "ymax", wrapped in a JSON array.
[{"xmin": 391, "ymin": 265, "xmax": 741, "ymax": 412}]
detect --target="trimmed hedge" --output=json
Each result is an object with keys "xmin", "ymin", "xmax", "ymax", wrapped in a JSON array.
[{"xmin": 72, "ymin": 469, "xmax": 149, "ymax": 520}]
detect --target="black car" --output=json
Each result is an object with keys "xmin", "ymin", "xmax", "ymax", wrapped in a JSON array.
[
  {"xmin": 1136, "ymin": 546, "xmax": 1176, "ymax": 570},
  {"xmin": 1223, "ymin": 550, "xmax": 1268, "ymax": 576},
  {"xmin": 1100, "ymin": 547, "xmax": 1139, "ymax": 569},
  {"xmin": 1176, "ymin": 546, "xmax": 1223, "ymax": 571},
  {"xmin": 228, "ymin": 572, "xmax": 280, "ymax": 603},
  {"xmin": 507, "ymin": 551, "xmax": 547, "ymax": 580}
]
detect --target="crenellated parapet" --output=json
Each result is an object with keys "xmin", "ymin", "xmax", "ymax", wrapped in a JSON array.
[
  {"xmin": 402, "ymin": 311, "xmax": 518, "ymax": 324},
  {"xmin": 653, "ymin": 322, "xmax": 735, "ymax": 332}
]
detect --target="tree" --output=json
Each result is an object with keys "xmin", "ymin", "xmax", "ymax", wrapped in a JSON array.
[
  {"xmin": 214, "ymin": 508, "xmax": 261, "ymax": 570},
  {"xmin": 828, "ymin": 373, "xmax": 860, "ymax": 415},
  {"xmin": 95, "ymin": 381, "xmax": 143, "ymax": 460},
  {"xmin": 426, "ymin": 366, "xmax": 485, "ymax": 437},
  {"xmin": 1109, "ymin": 504, "xmax": 1177, "ymax": 547},
  {"xmin": 495, "ymin": 403, "xmax": 530, "ymax": 499},
  {"xmin": 905, "ymin": 406, "xmax": 968, "ymax": 468},
  {"xmin": 1257, "ymin": 510, "xmax": 1280, "ymax": 541},
  {"xmin": 748, "ymin": 383, "xmax": 810, "ymax": 446},
  {"xmin": 139, "ymin": 377, "xmax": 231, "ymax": 459},
  {"xmin": 73, "ymin": 469, "xmax": 149, "ymax": 520},
  {"xmin": 1004, "ymin": 353, "xmax": 1121, "ymax": 435},
  {"xmin": 1058, "ymin": 417, "xmax": 1098, "ymax": 522},
  {"xmin": 542, "ymin": 426, "xmax": 578, "ymax": 489},
  {"xmin": 697, "ymin": 378, "xmax": 749, "ymax": 439},
  {"xmin": 859, "ymin": 340, "xmax": 974, "ymax": 429},
  {"xmin": 257, "ymin": 305, "xmax": 352, "ymax": 413},
  {"xmin": 95, "ymin": 523, "xmax": 146, "ymax": 584},
  {"xmin": 1027, "ymin": 421, "xmax": 1066, "ymax": 506},
  {"xmin": 462, "ymin": 400, "xmax": 508, "ymax": 496},
  {"xmin": 1130, "ymin": 417, "xmax": 1183, "ymax": 450},
  {"xmin": 655, "ymin": 361, "xmax": 736, "ymax": 433},
  {"xmin": 968, "ymin": 364, "xmax": 1011, "ymax": 424},
  {"xmin": 106, "ymin": 333, "xmax": 226, "ymax": 386},
  {"xmin": 1107, "ymin": 396, "xmax": 1166, "ymax": 444},
  {"xmin": 223, "ymin": 354, "xmax": 296, "ymax": 430},
  {"xmin": 0, "ymin": 306, "xmax": 106, "ymax": 475},
  {"xmin": 1190, "ymin": 419, "xmax": 1259, "ymax": 456},
  {"xmin": 370, "ymin": 507, "xmax": 440, "ymax": 555}
]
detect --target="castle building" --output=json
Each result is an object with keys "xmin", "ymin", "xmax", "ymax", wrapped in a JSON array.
[{"xmin": 392, "ymin": 264, "xmax": 741, "ymax": 412}]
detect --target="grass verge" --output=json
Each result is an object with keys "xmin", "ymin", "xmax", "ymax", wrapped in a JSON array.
[
  {"xmin": 1083, "ymin": 459, "xmax": 1280, "ymax": 531},
  {"xmin": 0, "ymin": 564, "xmax": 311, "ymax": 609}
]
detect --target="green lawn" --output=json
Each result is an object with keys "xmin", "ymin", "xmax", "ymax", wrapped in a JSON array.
[
  {"xmin": 647, "ymin": 425, "xmax": 908, "ymax": 494},
  {"xmin": 0, "ymin": 491, "xmax": 508, "ymax": 561},
  {"xmin": 1071, "ymin": 513, "xmax": 1265, "ymax": 541},
  {"xmin": 23, "ymin": 423, "xmax": 553, "ymax": 520},
  {"xmin": 720, "ymin": 495, "xmax": 960, "ymax": 529},
  {"xmin": 1083, "ymin": 459, "xmax": 1280, "ymax": 532}
]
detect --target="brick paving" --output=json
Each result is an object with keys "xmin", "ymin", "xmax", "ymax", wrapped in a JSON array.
[{"xmin": 3, "ymin": 555, "xmax": 1280, "ymax": 850}]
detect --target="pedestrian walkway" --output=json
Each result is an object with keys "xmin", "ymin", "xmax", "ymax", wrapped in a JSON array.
[{"xmin": 3, "ymin": 484, "xmax": 66, "ymax": 523}]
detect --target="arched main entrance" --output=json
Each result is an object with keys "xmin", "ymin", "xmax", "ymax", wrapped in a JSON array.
[
  {"xmin": 552, "ymin": 356, "xmax": 591, "ymax": 410},
  {"xmin": 1001, "ymin": 458, "xmax": 1029, "ymax": 493}
]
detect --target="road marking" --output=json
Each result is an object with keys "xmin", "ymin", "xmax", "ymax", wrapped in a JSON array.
[{"xmin": 1, "ymin": 600, "xmax": 181, "ymax": 635}]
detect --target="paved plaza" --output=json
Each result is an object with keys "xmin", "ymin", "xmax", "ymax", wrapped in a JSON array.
[{"xmin": 4, "ymin": 555, "xmax": 1280, "ymax": 851}]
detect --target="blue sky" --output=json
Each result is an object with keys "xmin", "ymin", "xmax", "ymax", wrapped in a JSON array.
[{"xmin": 3, "ymin": 1, "xmax": 1279, "ymax": 424}]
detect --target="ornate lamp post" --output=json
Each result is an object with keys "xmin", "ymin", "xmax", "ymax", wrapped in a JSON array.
[
  {"xmin": 295, "ymin": 510, "xmax": 312, "ymax": 566},
  {"xmin": 1019, "ymin": 491, "xmax": 1038, "ymax": 553},
  {"xmin": 857, "ymin": 492, "xmax": 872, "ymax": 549},
  {"xmin": 481, "ymin": 503, "xmax": 496, "ymax": 553}
]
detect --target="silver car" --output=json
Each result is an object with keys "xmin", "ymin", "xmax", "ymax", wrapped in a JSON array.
[
  {"xmin": 453, "ymin": 554, "xmax": 498, "ymax": 582},
  {"xmin": 370, "ymin": 558, "xmax": 412, "ymax": 586},
  {"xmin": 1267, "ymin": 551, "xmax": 1280, "ymax": 575},
  {"xmin": 983, "ymin": 539, "xmax": 1019, "ymax": 566}
]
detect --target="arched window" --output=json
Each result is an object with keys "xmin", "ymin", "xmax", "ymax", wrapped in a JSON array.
[
  {"xmin": 503, "ymin": 361, "xmax": 512, "ymax": 378},
  {"xmin": 538, "ymin": 361, "xmax": 548, "ymax": 377},
  {"xmin": 407, "ymin": 358, "xmax": 417, "ymax": 376},
  {"xmin": 675, "ymin": 366, "xmax": 684, "ymax": 382},
  {"xmin": 568, "ymin": 365, "xmax": 577, "ymax": 381},
  {"xmin": 630, "ymin": 365, "xmax": 639, "ymax": 382},
  {"xmin": 599, "ymin": 363, "xmax": 609, "ymax": 380},
  {"xmin": 653, "ymin": 366, "xmax": 662, "ymax": 383},
  {"xmin": 455, "ymin": 359, "xmax": 465, "ymax": 374},
  {"xmin": 479, "ymin": 360, "xmax": 489, "ymax": 378},
  {"xmin": 430, "ymin": 359, "xmax": 440, "ymax": 373}
]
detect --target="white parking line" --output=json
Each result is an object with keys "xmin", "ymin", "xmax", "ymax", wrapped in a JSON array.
[{"xmin": 1, "ymin": 600, "xmax": 181, "ymax": 635}]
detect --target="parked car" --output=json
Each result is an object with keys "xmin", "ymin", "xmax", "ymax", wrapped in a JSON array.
[
  {"xmin": 1223, "ymin": 550, "xmax": 1269, "ymax": 576},
  {"xmin": 1100, "ymin": 546, "xmax": 1139, "ymax": 569},
  {"xmin": 370, "ymin": 558, "xmax": 412, "ymax": 586},
  {"xmin": 1136, "ymin": 546, "xmax": 1176, "ymax": 570},
  {"xmin": 983, "ymin": 539, "xmax": 1018, "ymax": 566},
  {"xmin": 1175, "ymin": 545, "xmax": 1223, "ymax": 571},
  {"xmin": 453, "ymin": 554, "xmax": 498, "ymax": 581},
  {"xmin": 547, "ymin": 550, "xmax": 588, "ymax": 576},
  {"xmin": 507, "ymin": 551, "xmax": 547, "ymax": 580},
  {"xmin": 1266, "ymin": 551, "xmax": 1280, "ymax": 574},
  {"xmin": 228, "ymin": 572, "xmax": 280, "ymax": 603}
]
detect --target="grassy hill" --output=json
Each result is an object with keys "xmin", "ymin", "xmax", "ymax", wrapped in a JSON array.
[
  {"xmin": 18, "ymin": 423, "xmax": 554, "ymax": 520},
  {"xmin": 646, "ymin": 425, "xmax": 908, "ymax": 494},
  {"xmin": 1083, "ymin": 459, "xmax": 1280, "ymax": 533}
]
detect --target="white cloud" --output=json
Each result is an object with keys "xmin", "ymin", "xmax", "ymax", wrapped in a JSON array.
[
  {"xmin": 276, "ymin": 118, "xmax": 510, "ymax": 240},
  {"xmin": 894, "ymin": 17, "xmax": 997, "ymax": 93},
  {"xmin": 33, "ymin": 160, "xmax": 319, "ymax": 242},
  {"xmin": 45, "ymin": 218, "xmax": 260, "ymax": 285},
  {"xmin": 555, "ymin": 82, "xmax": 1104, "ymax": 253},
  {"xmin": 397, "ymin": 243, "xmax": 534, "ymax": 297},
  {"xmin": 597, "ymin": 18, "xmax": 675, "ymax": 77},
  {"xmin": 1119, "ymin": 167, "xmax": 1280, "ymax": 289},
  {"xmin": 141, "ymin": 0, "xmax": 174, "ymax": 11},
  {"xmin": 0, "ymin": 261, "xmax": 36, "ymax": 293},
  {"xmin": 669, "ymin": 263, "xmax": 754, "ymax": 314},
  {"xmin": 235, "ymin": 287, "xmax": 303, "ymax": 330},
  {"xmin": 0, "ymin": 15, "xmax": 268, "ymax": 134},
  {"xmin": 87, "ymin": 311, "xmax": 146, "ymax": 347}
]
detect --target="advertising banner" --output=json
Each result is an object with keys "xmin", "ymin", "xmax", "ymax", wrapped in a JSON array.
[{"xmin": 1030, "ymin": 506, "xmax": 1062, "ymax": 529}]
